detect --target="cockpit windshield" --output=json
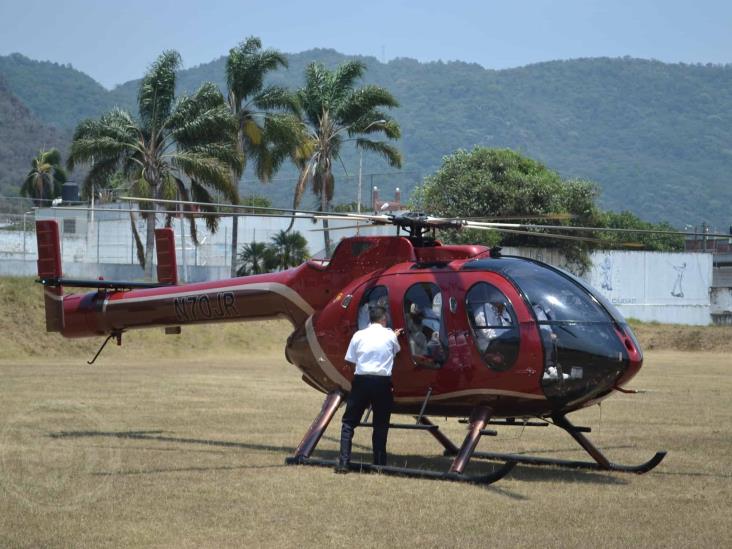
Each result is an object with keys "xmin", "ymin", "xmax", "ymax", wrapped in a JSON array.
[{"xmin": 464, "ymin": 257, "xmax": 630, "ymax": 403}]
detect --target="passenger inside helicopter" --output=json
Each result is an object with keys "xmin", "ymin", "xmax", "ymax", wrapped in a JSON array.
[
  {"xmin": 466, "ymin": 282, "xmax": 520, "ymax": 371},
  {"xmin": 357, "ymin": 286, "xmax": 392, "ymax": 329},
  {"xmin": 404, "ymin": 283, "xmax": 447, "ymax": 368}
]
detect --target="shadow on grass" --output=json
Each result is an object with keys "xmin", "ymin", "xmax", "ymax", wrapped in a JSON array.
[
  {"xmin": 309, "ymin": 448, "xmax": 628, "ymax": 486},
  {"xmin": 49, "ymin": 430, "xmax": 292, "ymax": 455},
  {"xmin": 50, "ymin": 430, "xmax": 629, "ymax": 487},
  {"xmin": 92, "ymin": 463, "xmax": 286, "ymax": 477}
]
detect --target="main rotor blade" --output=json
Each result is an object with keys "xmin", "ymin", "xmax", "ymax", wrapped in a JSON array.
[
  {"xmin": 312, "ymin": 214, "xmax": 392, "ymax": 223},
  {"xmin": 121, "ymin": 196, "xmax": 327, "ymax": 217},
  {"xmin": 467, "ymin": 223, "xmax": 639, "ymax": 245},
  {"xmin": 464, "ymin": 213, "xmax": 575, "ymax": 222},
  {"xmin": 46, "ymin": 205, "xmax": 315, "ymax": 219},
  {"xmin": 467, "ymin": 220, "xmax": 730, "ymax": 238},
  {"xmin": 310, "ymin": 223, "xmax": 379, "ymax": 232}
]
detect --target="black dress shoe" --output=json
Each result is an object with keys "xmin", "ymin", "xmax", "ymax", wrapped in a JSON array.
[{"xmin": 334, "ymin": 461, "xmax": 350, "ymax": 474}]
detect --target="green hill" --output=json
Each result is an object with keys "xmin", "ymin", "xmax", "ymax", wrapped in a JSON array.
[
  {"xmin": 0, "ymin": 53, "xmax": 116, "ymax": 128},
  {"xmin": 0, "ymin": 76, "xmax": 69, "ymax": 196},
  {"xmin": 1, "ymin": 50, "xmax": 731, "ymax": 229}
]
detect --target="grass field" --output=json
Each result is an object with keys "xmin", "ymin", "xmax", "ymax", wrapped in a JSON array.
[
  {"xmin": 0, "ymin": 277, "xmax": 731, "ymax": 547},
  {"xmin": 1, "ymin": 350, "xmax": 730, "ymax": 548}
]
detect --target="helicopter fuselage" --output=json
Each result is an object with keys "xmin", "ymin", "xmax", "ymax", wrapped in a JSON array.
[{"xmin": 41, "ymin": 227, "xmax": 642, "ymax": 421}]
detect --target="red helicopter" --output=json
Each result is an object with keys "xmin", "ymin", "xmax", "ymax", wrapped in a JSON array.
[{"xmin": 35, "ymin": 207, "xmax": 674, "ymax": 484}]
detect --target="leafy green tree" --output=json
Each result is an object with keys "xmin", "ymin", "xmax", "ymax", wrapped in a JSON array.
[
  {"xmin": 67, "ymin": 51, "xmax": 242, "ymax": 279},
  {"xmin": 293, "ymin": 61, "xmax": 402, "ymax": 255},
  {"xmin": 411, "ymin": 147, "xmax": 600, "ymax": 271},
  {"xmin": 21, "ymin": 148, "xmax": 67, "ymax": 206},
  {"xmin": 225, "ymin": 37, "xmax": 303, "ymax": 276},
  {"xmin": 413, "ymin": 147, "xmax": 685, "ymax": 271},
  {"xmin": 596, "ymin": 210, "xmax": 683, "ymax": 251}
]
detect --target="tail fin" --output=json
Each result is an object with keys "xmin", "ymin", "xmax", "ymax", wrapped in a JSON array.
[
  {"xmin": 155, "ymin": 227, "xmax": 178, "ymax": 285},
  {"xmin": 36, "ymin": 220, "xmax": 64, "ymax": 332}
]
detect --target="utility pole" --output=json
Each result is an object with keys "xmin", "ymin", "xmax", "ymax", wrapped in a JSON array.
[{"xmin": 357, "ymin": 151, "xmax": 363, "ymax": 214}]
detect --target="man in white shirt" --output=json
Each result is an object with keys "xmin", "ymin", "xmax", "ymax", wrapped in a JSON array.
[{"xmin": 336, "ymin": 306, "xmax": 402, "ymax": 473}]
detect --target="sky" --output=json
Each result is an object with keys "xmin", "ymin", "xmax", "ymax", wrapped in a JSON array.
[{"xmin": 0, "ymin": 0, "xmax": 731, "ymax": 89}]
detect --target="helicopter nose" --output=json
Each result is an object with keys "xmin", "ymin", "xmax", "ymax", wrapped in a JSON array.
[
  {"xmin": 539, "ymin": 321, "xmax": 634, "ymax": 403},
  {"xmin": 614, "ymin": 323, "xmax": 643, "ymax": 388}
]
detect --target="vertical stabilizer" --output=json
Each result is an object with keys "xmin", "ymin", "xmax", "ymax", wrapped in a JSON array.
[
  {"xmin": 155, "ymin": 227, "xmax": 178, "ymax": 285},
  {"xmin": 36, "ymin": 220, "xmax": 64, "ymax": 332}
]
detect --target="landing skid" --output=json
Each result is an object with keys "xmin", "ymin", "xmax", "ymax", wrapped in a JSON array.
[
  {"xmin": 444, "ymin": 413, "xmax": 667, "ymax": 474},
  {"xmin": 468, "ymin": 450, "xmax": 666, "ymax": 474},
  {"xmin": 285, "ymin": 456, "xmax": 515, "ymax": 485},
  {"xmin": 284, "ymin": 391, "xmax": 515, "ymax": 485}
]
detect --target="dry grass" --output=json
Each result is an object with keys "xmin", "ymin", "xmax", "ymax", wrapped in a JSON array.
[
  {"xmin": 1, "ymin": 276, "xmax": 731, "ymax": 547},
  {"xmin": 0, "ymin": 351, "xmax": 730, "ymax": 548}
]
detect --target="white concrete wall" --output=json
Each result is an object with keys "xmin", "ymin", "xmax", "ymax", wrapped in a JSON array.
[
  {"xmin": 503, "ymin": 246, "xmax": 714, "ymax": 326},
  {"xmin": 711, "ymin": 287, "xmax": 732, "ymax": 325},
  {"xmin": 585, "ymin": 251, "xmax": 713, "ymax": 325}
]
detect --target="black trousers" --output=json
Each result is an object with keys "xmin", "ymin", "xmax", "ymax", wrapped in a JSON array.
[{"xmin": 339, "ymin": 374, "xmax": 393, "ymax": 466}]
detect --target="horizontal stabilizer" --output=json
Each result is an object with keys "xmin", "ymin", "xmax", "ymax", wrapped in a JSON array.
[{"xmin": 37, "ymin": 278, "xmax": 171, "ymax": 290}]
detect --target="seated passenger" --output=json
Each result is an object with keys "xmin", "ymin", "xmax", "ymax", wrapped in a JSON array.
[
  {"xmin": 407, "ymin": 304, "xmax": 428, "ymax": 356},
  {"xmin": 426, "ymin": 331, "xmax": 445, "ymax": 363},
  {"xmin": 472, "ymin": 302, "xmax": 511, "ymax": 353}
]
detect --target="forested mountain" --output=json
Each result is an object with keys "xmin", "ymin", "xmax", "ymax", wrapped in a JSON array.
[
  {"xmin": 1, "ymin": 50, "xmax": 731, "ymax": 229},
  {"xmin": 0, "ymin": 77, "xmax": 68, "ymax": 196}
]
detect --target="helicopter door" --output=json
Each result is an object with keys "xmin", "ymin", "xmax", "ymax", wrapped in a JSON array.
[{"xmin": 403, "ymin": 282, "xmax": 448, "ymax": 369}]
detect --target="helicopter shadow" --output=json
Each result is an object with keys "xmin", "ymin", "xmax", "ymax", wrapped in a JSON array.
[
  {"xmin": 49, "ymin": 430, "xmax": 628, "ymax": 487},
  {"xmin": 49, "ymin": 429, "xmax": 293, "ymax": 455}
]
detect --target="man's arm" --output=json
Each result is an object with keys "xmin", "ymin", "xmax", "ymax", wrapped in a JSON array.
[
  {"xmin": 344, "ymin": 333, "xmax": 359, "ymax": 365},
  {"xmin": 391, "ymin": 329, "xmax": 402, "ymax": 354}
]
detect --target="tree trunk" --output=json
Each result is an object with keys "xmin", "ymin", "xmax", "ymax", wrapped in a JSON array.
[
  {"xmin": 230, "ymin": 213, "xmax": 239, "ymax": 277},
  {"xmin": 144, "ymin": 212, "xmax": 156, "ymax": 281},
  {"xmin": 321, "ymin": 183, "xmax": 331, "ymax": 257}
]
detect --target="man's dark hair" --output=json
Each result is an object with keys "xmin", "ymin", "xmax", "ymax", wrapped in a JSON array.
[{"xmin": 369, "ymin": 305, "xmax": 387, "ymax": 323}]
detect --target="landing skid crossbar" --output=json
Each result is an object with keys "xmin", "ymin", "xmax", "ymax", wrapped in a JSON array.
[{"xmin": 284, "ymin": 456, "xmax": 515, "ymax": 485}]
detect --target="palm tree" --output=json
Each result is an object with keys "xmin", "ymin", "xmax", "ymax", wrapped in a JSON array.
[
  {"xmin": 236, "ymin": 241, "xmax": 269, "ymax": 276},
  {"xmin": 225, "ymin": 37, "xmax": 303, "ymax": 277},
  {"xmin": 270, "ymin": 229, "xmax": 309, "ymax": 269},
  {"xmin": 21, "ymin": 148, "xmax": 68, "ymax": 206},
  {"xmin": 67, "ymin": 51, "xmax": 243, "ymax": 279},
  {"xmin": 292, "ymin": 61, "xmax": 402, "ymax": 256}
]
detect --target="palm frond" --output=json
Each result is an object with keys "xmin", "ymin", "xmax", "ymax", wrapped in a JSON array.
[
  {"xmin": 40, "ymin": 148, "xmax": 63, "ymax": 166},
  {"xmin": 355, "ymin": 139, "xmax": 403, "ymax": 168},
  {"xmin": 226, "ymin": 37, "xmax": 287, "ymax": 106},
  {"xmin": 138, "ymin": 50, "xmax": 182, "ymax": 133},
  {"xmin": 81, "ymin": 158, "xmax": 119, "ymax": 200},
  {"xmin": 190, "ymin": 180, "xmax": 219, "ymax": 233},
  {"xmin": 252, "ymin": 86, "xmax": 299, "ymax": 113},
  {"xmin": 168, "ymin": 84, "xmax": 234, "ymax": 141},
  {"xmin": 68, "ymin": 110, "xmax": 139, "ymax": 170},
  {"xmin": 337, "ymin": 86, "xmax": 399, "ymax": 125},
  {"xmin": 332, "ymin": 61, "xmax": 366, "ymax": 94}
]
